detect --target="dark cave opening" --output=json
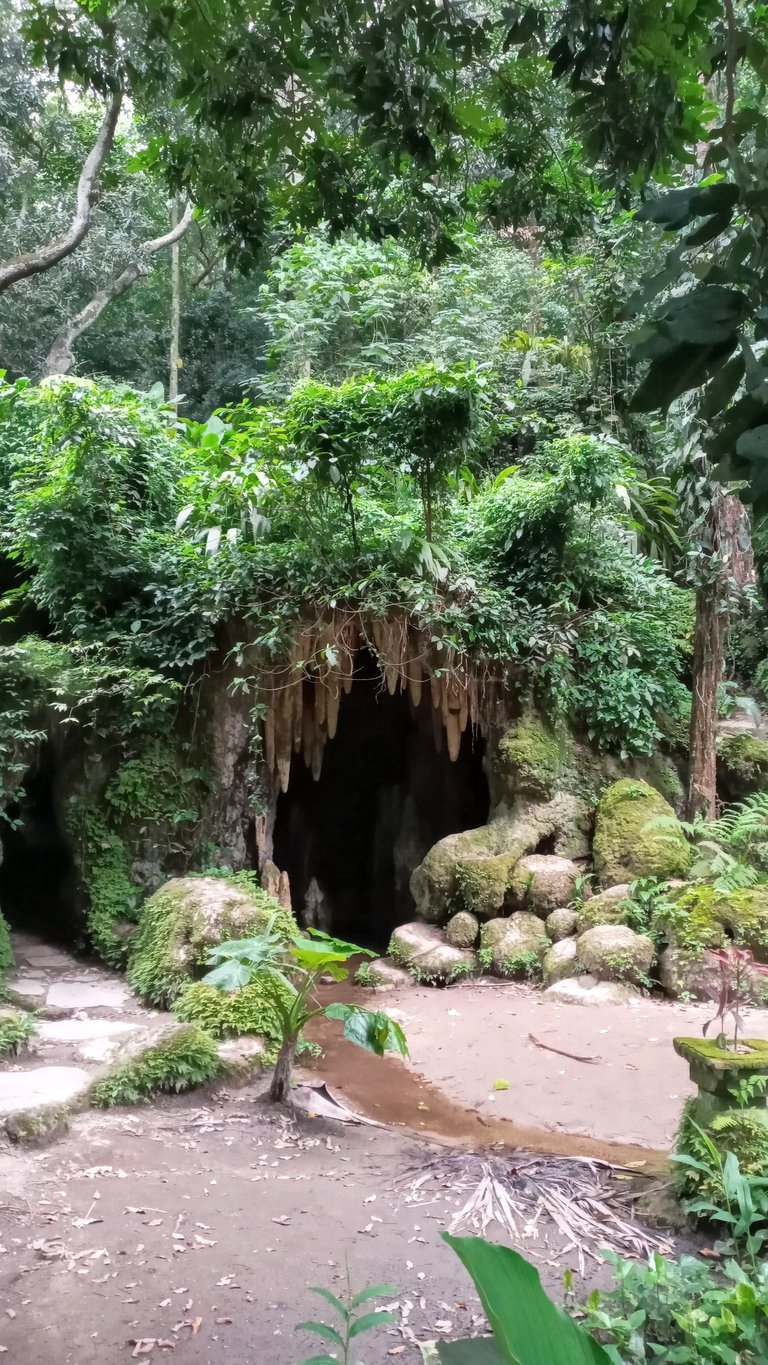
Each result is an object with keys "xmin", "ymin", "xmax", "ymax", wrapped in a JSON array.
[
  {"xmin": 272, "ymin": 653, "xmax": 490, "ymax": 950},
  {"xmin": 0, "ymin": 745, "xmax": 79, "ymax": 944}
]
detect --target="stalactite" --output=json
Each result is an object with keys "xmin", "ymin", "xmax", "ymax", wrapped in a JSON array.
[{"xmin": 261, "ymin": 609, "xmax": 496, "ymax": 792}]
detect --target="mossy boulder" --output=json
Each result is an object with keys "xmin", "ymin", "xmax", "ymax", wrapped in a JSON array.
[
  {"xmin": 543, "ymin": 937, "xmax": 582, "ymax": 984},
  {"xmin": 173, "ymin": 976, "xmax": 294, "ymax": 1042},
  {"xmin": 546, "ymin": 906, "xmax": 578, "ymax": 941},
  {"xmin": 657, "ymin": 883, "xmax": 768, "ymax": 997},
  {"xmin": 388, "ymin": 922, "xmax": 477, "ymax": 984},
  {"xmin": 90, "ymin": 1023, "xmax": 222, "ymax": 1107},
  {"xmin": 592, "ymin": 780, "xmax": 692, "ymax": 887},
  {"xmin": 575, "ymin": 884, "xmax": 634, "ymax": 933},
  {"xmin": 127, "ymin": 875, "xmax": 296, "ymax": 1007},
  {"xmin": 455, "ymin": 852, "xmax": 518, "ymax": 919},
  {"xmin": 576, "ymin": 924, "xmax": 655, "ymax": 984},
  {"xmin": 493, "ymin": 715, "xmax": 574, "ymax": 803},
  {"xmin": 445, "ymin": 911, "xmax": 480, "ymax": 948},
  {"xmin": 509, "ymin": 854, "xmax": 580, "ymax": 916},
  {"xmin": 717, "ymin": 733, "xmax": 768, "ymax": 799},
  {"xmin": 410, "ymin": 823, "xmax": 521, "ymax": 923},
  {"xmin": 479, "ymin": 912, "xmax": 548, "ymax": 979}
]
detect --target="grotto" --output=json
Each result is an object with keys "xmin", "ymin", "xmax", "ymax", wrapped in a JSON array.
[
  {"xmin": 271, "ymin": 649, "xmax": 489, "ymax": 947},
  {"xmin": 0, "ymin": 741, "xmax": 79, "ymax": 944}
]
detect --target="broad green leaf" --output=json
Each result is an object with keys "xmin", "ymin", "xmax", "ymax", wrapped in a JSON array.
[
  {"xmin": 736, "ymin": 425, "xmax": 768, "ymax": 463},
  {"xmin": 443, "ymin": 1234, "xmax": 613, "ymax": 1365},
  {"xmin": 201, "ymin": 958, "xmax": 251, "ymax": 991},
  {"xmin": 323, "ymin": 1003, "xmax": 409, "ymax": 1056},
  {"xmin": 631, "ymin": 339, "xmax": 738, "ymax": 413},
  {"xmin": 437, "ymin": 1340, "xmax": 505, "ymax": 1364},
  {"xmin": 659, "ymin": 286, "xmax": 748, "ymax": 346},
  {"xmin": 309, "ymin": 1286, "xmax": 348, "ymax": 1318}
]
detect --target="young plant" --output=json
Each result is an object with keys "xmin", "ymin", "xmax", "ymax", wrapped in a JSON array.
[
  {"xmin": 296, "ymin": 1278, "xmax": 396, "ymax": 1364},
  {"xmin": 702, "ymin": 947, "xmax": 768, "ymax": 1051},
  {"xmin": 673, "ymin": 1132, "xmax": 768, "ymax": 1267},
  {"xmin": 203, "ymin": 919, "xmax": 408, "ymax": 1102}
]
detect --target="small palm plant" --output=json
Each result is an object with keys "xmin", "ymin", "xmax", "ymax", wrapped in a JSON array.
[{"xmin": 202, "ymin": 919, "xmax": 407, "ymax": 1101}]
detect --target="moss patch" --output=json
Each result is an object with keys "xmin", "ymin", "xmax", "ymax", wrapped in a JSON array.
[
  {"xmin": 90, "ymin": 1025, "xmax": 221, "ymax": 1107},
  {"xmin": 456, "ymin": 853, "xmax": 517, "ymax": 918},
  {"xmin": 717, "ymin": 733, "xmax": 768, "ymax": 797},
  {"xmin": 659, "ymin": 883, "xmax": 768, "ymax": 966},
  {"xmin": 592, "ymin": 779, "xmax": 692, "ymax": 887},
  {"xmin": 5, "ymin": 1102, "xmax": 71, "ymax": 1147},
  {"xmin": 66, "ymin": 803, "xmax": 141, "ymax": 967},
  {"xmin": 0, "ymin": 910, "xmax": 13, "ymax": 979},
  {"xmin": 0, "ymin": 1009, "xmax": 36, "ymax": 1057},
  {"xmin": 173, "ymin": 977, "xmax": 292, "ymax": 1042},
  {"xmin": 494, "ymin": 715, "xmax": 574, "ymax": 802},
  {"xmin": 127, "ymin": 875, "xmax": 296, "ymax": 1008}
]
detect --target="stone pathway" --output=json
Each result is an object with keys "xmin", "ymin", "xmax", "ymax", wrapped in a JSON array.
[{"xmin": 0, "ymin": 932, "xmax": 175, "ymax": 1124}]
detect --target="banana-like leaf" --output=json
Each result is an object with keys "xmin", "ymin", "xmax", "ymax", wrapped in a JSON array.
[
  {"xmin": 437, "ymin": 1338, "xmax": 505, "ymax": 1362},
  {"xmin": 443, "ymin": 1234, "xmax": 613, "ymax": 1365}
]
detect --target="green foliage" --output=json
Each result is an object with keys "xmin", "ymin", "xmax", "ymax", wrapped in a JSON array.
[
  {"xmin": 105, "ymin": 743, "xmax": 206, "ymax": 826},
  {"xmin": 296, "ymin": 1279, "xmax": 396, "ymax": 1365},
  {"xmin": 90, "ymin": 1025, "xmax": 221, "ymax": 1108},
  {"xmin": 173, "ymin": 976, "xmax": 294, "ymax": 1042},
  {"xmin": 66, "ymin": 803, "xmax": 140, "ymax": 967},
  {"xmin": 676, "ymin": 1106, "xmax": 768, "ymax": 1236},
  {"xmin": 439, "ymin": 1232, "xmax": 612, "ymax": 1364},
  {"xmin": 0, "ymin": 910, "xmax": 13, "ymax": 979},
  {"xmin": 495, "ymin": 950, "xmax": 543, "ymax": 983},
  {"xmin": 127, "ymin": 880, "xmax": 294, "ymax": 1008},
  {"xmin": 203, "ymin": 925, "xmax": 407, "ymax": 1101},
  {"xmin": 0, "ymin": 1010, "xmax": 36, "ymax": 1057},
  {"xmin": 581, "ymin": 1245, "xmax": 768, "ymax": 1365}
]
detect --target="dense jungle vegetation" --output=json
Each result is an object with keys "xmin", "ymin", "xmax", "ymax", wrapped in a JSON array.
[{"xmin": 1, "ymin": 0, "xmax": 768, "ymax": 823}]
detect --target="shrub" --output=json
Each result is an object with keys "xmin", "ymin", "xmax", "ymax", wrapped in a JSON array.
[
  {"xmin": 90, "ymin": 1026, "xmax": 221, "ymax": 1107},
  {"xmin": 0, "ymin": 1010, "xmax": 36, "ymax": 1056},
  {"xmin": 173, "ymin": 976, "xmax": 294, "ymax": 1041}
]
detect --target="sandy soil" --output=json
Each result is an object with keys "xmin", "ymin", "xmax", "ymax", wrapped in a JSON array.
[
  {"xmin": 313, "ymin": 979, "xmax": 768, "ymax": 1157},
  {"xmin": 0, "ymin": 1087, "xmax": 666, "ymax": 1365}
]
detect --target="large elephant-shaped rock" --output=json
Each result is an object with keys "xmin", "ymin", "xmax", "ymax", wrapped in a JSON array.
[{"xmin": 592, "ymin": 780, "xmax": 692, "ymax": 888}]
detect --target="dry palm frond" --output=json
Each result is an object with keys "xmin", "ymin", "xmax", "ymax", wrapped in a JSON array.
[{"xmin": 396, "ymin": 1149, "xmax": 671, "ymax": 1276}]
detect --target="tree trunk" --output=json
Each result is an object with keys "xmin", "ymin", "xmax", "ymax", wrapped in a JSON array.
[
  {"xmin": 168, "ymin": 197, "xmax": 182, "ymax": 406},
  {"xmin": 0, "ymin": 89, "xmax": 122, "ymax": 295},
  {"xmin": 686, "ymin": 582, "xmax": 724, "ymax": 822},
  {"xmin": 44, "ymin": 203, "xmax": 194, "ymax": 377},
  {"xmin": 685, "ymin": 490, "xmax": 753, "ymax": 822},
  {"xmin": 269, "ymin": 1033, "xmax": 298, "ymax": 1102}
]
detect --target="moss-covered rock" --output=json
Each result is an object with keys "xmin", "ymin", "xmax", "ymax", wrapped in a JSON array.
[
  {"xmin": 455, "ymin": 852, "xmax": 517, "ymax": 919},
  {"xmin": 656, "ymin": 882, "xmax": 768, "ymax": 997},
  {"xmin": 509, "ymin": 854, "xmax": 580, "ymax": 916},
  {"xmin": 493, "ymin": 715, "xmax": 574, "ymax": 803},
  {"xmin": 0, "ymin": 910, "xmax": 13, "ymax": 979},
  {"xmin": 592, "ymin": 780, "xmax": 692, "ymax": 887},
  {"xmin": 575, "ymin": 883, "xmax": 634, "ymax": 933},
  {"xmin": 389, "ymin": 922, "xmax": 477, "ymax": 984},
  {"xmin": 445, "ymin": 911, "xmax": 480, "ymax": 947},
  {"xmin": 543, "ymin": 937, "xmax": 582, "ymax": 983},
  {"xmin": 717, "ymin": 733, "xmax": 768, "ymax": 799},
  {"xmin": 173, "ymin": 977, "xmax": 293, "ymax": 1041},
  {"xmin": 576, "ymin": 924, "xmax": 655, "ymax": 984},
  {"xmin": 479, "ymin": 912, "xmax": 548, "ymax": 979},
  {"xmin": 127, "ymin": 874, "xmax": 296, "ymax": 1007},
  {"xmin": 546, "ymin": 906, "xmax": 578, "ymax": 941},
  {"xmin": 90, "ymin": 1024, "xmax": 222, "ymax": 1107}
]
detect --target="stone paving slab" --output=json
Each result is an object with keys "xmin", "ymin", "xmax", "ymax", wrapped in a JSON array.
[
  {"xmin": 46, "ymin": 980, "xmax": 130, "ymax": 1010},
  {"xmin": 0, "ymin": 1066, "xmax": 91, "ymax": 1116},
  {"xmin": 37, "ymin": 1019, "xmax": 140, "ymax": 1043}
]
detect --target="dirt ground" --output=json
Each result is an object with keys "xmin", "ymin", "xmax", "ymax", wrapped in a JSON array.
[
  {"xmin": 0, "ymin": 1083, "xmax": 674, "ymax": 1365},
  {"xmin": 315, "ymin": 978, "xmax": 768, "ymax": 1157}
]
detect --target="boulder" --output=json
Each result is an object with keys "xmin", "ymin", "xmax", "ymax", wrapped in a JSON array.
[
  {"xmin": 545, "ymin": 976, "xmax": 641, "ymax": 1007},
  {"xmin": 388, "ymin": 922, "xmax": 477, "ymax": 984},
  {"xmin": 454, "ymin": 852, "xmax": 518, "ymax": 919},
  {"xmin": 492, "ymin": 715, "xmax": 575, "ymax": 803},
  {"xmin": 359, "ymin": 957, "xmax": 415, "ymax": 990},
  {"xmin": 127, "ymin": 875, "xmax": 296, "ymax": 1008},
  {"xmin": 479, "ymin": 912, "xmax": 548, "ymax": 979},
  {"xmin": 542, "ymin": 937, "xmax": 582, "ymax": 984},
  {"xmin": 445, "ymin": 911, "xmax": 480, "ymax": 948},
  {"xmin": 509, "ymin": 854, "xmax": 580, "ymax": 916},
  {"xmin": 592, "ymin": 779, "xmax": 692, "ymax": 887},
  {"xmin": 575, "ymin": 884, "xmax": 634, "ymax": 933},
  {"xmin": 659, "ymin": 946, "xmax": 721, "ymax": 1000},
  {"xmin": 576, "ymin": 924, "xmax": 655, "ymax": 985},
  {"xmin": 717, "ymin": 733, "xmax": 768, "ymax": 801},
  {"xmin": 546, "ymin": 906, "xmax": 578, "ymax": 941}
]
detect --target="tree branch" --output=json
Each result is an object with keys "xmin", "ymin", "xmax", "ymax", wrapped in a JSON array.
[
  {"xmin": 44, "ymin": 202, "xmax": 194, "ymax": 377},
  {"xmin": 0, "ymin": 88, "xmax": 123, "ymax": 295},
  {"xmin": 723, "ymin": 0, "xmax": 737, "ymax": 141}
]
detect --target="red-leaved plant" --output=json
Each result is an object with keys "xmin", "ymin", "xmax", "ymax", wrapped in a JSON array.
[{"xmin": 703, "ymin": 947, "xmax": 768, "ymax": 1050}]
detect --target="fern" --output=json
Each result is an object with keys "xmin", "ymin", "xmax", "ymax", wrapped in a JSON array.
[{"xmin": 649, "ymin": 796, "xmax": 768, "ymax": 891}]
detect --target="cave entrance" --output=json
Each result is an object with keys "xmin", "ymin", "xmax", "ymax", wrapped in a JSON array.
[
  {"xmin": 272, "ymin": 653, "xmax": 490, "ymax": 950},
  {"xmin": 0, "ymin": 744, "xmax": 79, "ymax": 945}
]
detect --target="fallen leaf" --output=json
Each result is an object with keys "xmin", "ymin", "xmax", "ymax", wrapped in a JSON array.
[
  {"xmin": 493, "ymin": 1079, "xmax": 510, "ymax": 1091},
  {"xmin": 190, "ymin": 1318, "xmax": 203, "ymax": 1335},
  {"xmin": 215, "ymin": 1317, "xmax": 232, "ymax": 1325},
  {"xmin": 194, "ymin": 1235, "xmax": 216, "ymax": 1247},
  {"xmin": 131, "ymin": 1340, "xmax": 156, "ymax": 1357},
  {"xmin": 158, "ymin": 1299, "xmax": 171, "ymax": 1308},
  {"xmin": 157, "ymin": 1342, "xmax": 175, "ymax": 1351},
  {"xmin": 145, "ymin": 1220, "xmax": 163, "ymax": 1228},
  {"xmin": 271, "ymin": 1215, "xmax": 290, "ymax": 1225},
  {"xmin": 4, "ymin": 1312, "xmax": 14, "ymax": 1321},
  {"xmin": 387, "ymin": 1349, "xmax": 406, "ymax": 1357}
]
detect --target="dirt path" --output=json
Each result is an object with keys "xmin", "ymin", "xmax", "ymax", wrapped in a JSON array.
[
  {"xmin": 0, "ymin": 1084, "xmax": 677, "ymax": 1365},
  {"xmin": 313, "ymin": 978, "xmax": 768, "ymax": 1157}
]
